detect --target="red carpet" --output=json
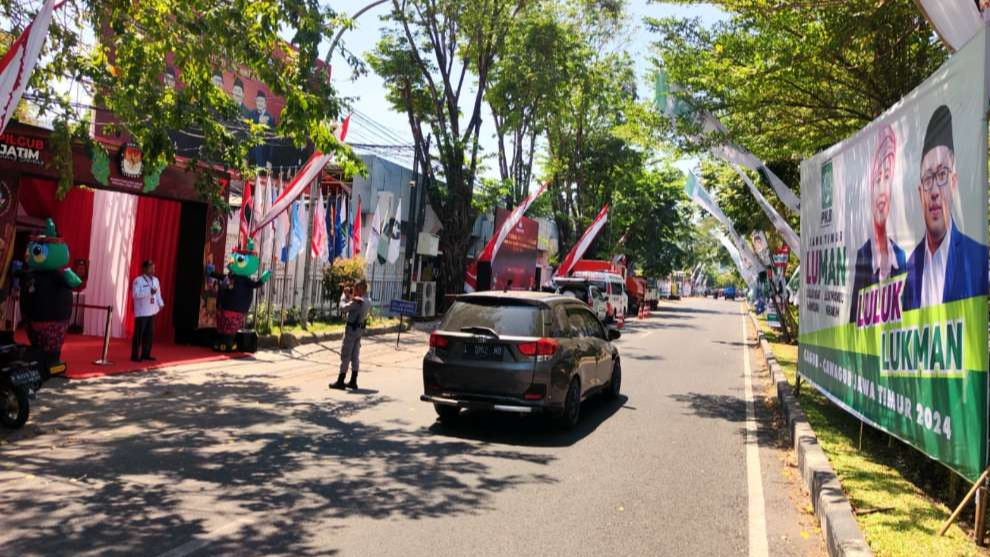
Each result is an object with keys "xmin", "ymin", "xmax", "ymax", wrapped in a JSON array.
[{"xmin": 14, "ymin": 331, "xmax": 247, "ymax": 380}]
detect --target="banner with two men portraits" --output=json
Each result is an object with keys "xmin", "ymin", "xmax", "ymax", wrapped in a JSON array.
[{"xmin": 799, "ymin": 28, "xmax": 990, "ymax": 481}]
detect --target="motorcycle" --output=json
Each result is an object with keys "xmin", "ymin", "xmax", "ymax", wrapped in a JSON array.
[{"xmin": 0, "ymin": 339, "xmax": 47, "ymax": 429}]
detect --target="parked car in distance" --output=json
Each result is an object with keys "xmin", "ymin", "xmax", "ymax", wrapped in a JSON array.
[
  {"xmin": 724, "ymin": 286, "xmax": 737, "ymax": 300},
  {"xmin": 553, "ymin": 278, "xmax": 608, "ymax": 321},
  {"xmin": 421, "ymin": 291, "xmax": 622, "ymax": 429}
]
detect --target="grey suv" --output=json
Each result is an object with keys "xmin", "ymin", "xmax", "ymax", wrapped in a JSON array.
[{"xmin": 421, "ymin": 291, "xmax": 622, "ymax": 429}]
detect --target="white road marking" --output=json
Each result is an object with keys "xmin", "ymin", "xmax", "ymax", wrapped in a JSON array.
[
  {"xmin": 152, "ymin": 516, "xmax": 254, "ymax": 557},
  {"xmin": 742, "ymin": 315, "xmax": 770, "ymax": 557}
]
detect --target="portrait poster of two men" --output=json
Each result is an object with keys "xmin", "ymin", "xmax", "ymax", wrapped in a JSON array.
[{"xmin": 797, "ymin": 28, "xmax": 990, "ymax": 482}]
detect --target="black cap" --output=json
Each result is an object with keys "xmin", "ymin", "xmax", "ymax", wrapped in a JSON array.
[{"xmin": 922, "ymin": 105, "xmax": 953, "ymax": 156}]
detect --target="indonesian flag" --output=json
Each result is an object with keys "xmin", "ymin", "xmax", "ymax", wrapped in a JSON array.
[
  {"xmin": 0, "ymin": 0, "xmax": 59, "ymax": 134},
  {"xmin": 556, "ymin": 204, "xmax": 609, "ymax": 277},
  {"xmin": 478, "ymin": 182, "xmax": 549, "ymax": 262},
  {"xmin": 251, "ymin": 114, "xmax": 351, "ymax": 234},
  {"xmin": 238, "ymin": 177, "xmax": 254, "ymax": 250},
  {"xmin": 311, "ymin": 186, "xmax": 328, "ymax": 259}
]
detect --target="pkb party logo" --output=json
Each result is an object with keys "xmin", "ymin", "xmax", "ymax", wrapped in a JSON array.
[{"xmin": 820, "ymin": 160, "xmax": 834, "ymax": 228}]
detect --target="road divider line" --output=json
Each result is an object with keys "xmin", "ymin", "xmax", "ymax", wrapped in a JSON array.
[{"xmin": 742, "ymin": 315, "xmax": 770, "ymax": 557}]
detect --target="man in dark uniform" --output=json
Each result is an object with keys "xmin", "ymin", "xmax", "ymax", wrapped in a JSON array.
[{"xmin": 330, "ymin": 280, "xmax": 372, "ymax": 390}]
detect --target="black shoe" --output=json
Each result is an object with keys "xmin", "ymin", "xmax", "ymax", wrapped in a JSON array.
[
  {"xmin": 329, "ymin": 381, "xmax": 347, "ymax": 390},
  {"xmin": 131, "ymin": 357, "xmax": 141, "ymax": 363},
  {"xmin": 346, "ymin": 381, "xmax": 358, "ymax": 390},
  {"xmin": 143, "ymin": 356, "xmax": 157, "ymax": 361}
]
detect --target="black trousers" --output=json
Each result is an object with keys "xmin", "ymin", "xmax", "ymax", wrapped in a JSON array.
[{"xmin": 132, "ymin": 315, "xmax": 155, "ymax": 359}]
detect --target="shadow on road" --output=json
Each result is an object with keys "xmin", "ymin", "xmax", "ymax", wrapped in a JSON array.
[
  {"xmin": 0, "ymin": 370, "xmax": 557, "ymax": 556},
  {"xmin": 426, "ymin": 394, "xmax": 629, "ymax": 448},
  {"xmin": 670, "ymin": 392, "xmax": 746, "ymax": 424}
]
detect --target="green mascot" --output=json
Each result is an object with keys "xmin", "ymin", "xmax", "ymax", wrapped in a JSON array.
[
  {"xmin": 18, "ymin": 219, "xmax": 82, "ymax": 377},
  {"xmin": 207, "ymin": 239, "xmax": 270, "ymax": 352}
]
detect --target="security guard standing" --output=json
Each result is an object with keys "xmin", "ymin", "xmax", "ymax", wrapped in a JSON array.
[{"xmin": 330, "ymin": 280, "xmax": 372, "ymax": 390}]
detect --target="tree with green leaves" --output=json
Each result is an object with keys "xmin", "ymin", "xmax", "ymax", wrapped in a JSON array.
[
  {"xmin": 649, "ymin": 0, "xmax": 946, "ymax": 162},
  {"xmin": 368, "ymin": 0, "xmax": 525, "ymax": 300},
  {"xmin": 2, "ymin": 0, "xmax": 362, "ymax": 203}
]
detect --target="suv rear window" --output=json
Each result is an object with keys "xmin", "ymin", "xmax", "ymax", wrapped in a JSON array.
[{"xmin": 441, "ymin": 300, "xmax": 543, "ymax": 337}]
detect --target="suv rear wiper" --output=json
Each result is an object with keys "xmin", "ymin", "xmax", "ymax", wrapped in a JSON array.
[{"xmin": 460, "ymin": 326, "xmax": 499, "ymax": 337}]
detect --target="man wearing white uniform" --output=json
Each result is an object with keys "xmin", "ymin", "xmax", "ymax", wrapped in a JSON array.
[{"xmin": 132, "ymin": 260, "xmax": 164, "ymax": 362}]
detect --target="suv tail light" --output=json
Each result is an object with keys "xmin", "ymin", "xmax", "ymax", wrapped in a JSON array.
[
  {"xmin": 523, "ymin": 384, "xmax": 547, "ymax": 401},
  {"xmin": 518, "ymin": 338, "xmax": 560, "ymax": 361},
  {"xmin": 429, "ymin": 332, "xmax": 449, "ymax": 349}
]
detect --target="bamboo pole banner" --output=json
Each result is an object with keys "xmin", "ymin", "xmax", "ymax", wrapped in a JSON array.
[
  {"xmin": 0, "ymin": 0, "xmax": 61, "ymax": 133},
  {"xmin": 798, "ymin": 28, "xmax": 990, "ymax": 482},
  {"xmin": 555, "ymin": 204, "xmax": 609, "ymax": 278},
  {"xmin": 913, "ymin": 0, "xmax": 985, "ymax": 52},
  {"xmin": 655, "ymin": 69, "xmax": 801, "ymax": 215},
  {"xmin": 251, "ymin": 114, "xmax": 350, "ymax": 234}
]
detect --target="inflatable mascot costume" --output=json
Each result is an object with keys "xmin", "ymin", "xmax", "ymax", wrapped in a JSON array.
[
  {"xmin": 19, "ymin": 219, "xmax": 82, "ymax": 377},
  {"xmin": 207, "ymin": 239, "xmax": 270, "ymax": 352}
]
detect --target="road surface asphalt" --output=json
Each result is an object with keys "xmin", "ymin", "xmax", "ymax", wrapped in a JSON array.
[{"xmin": 0, "ymin": 297, "xmax": 824, "ymax": 556}]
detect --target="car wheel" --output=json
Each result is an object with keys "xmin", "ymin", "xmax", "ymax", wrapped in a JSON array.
[
  {"xmin": 434, "ymin": 403, "xmax": 460, "ymax": 423},
  {"xmin": 557, "ymin": 378, "xmax": 581, "ymax": 430},
  {"xmin": 606, "ymin": 360, "xmax": 621, "ymax": 399},
  {"xmin": 0, "ymin": 385, "xmax": 29, "ymax": 429}
]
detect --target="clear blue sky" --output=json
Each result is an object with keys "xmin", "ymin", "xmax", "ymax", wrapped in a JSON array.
[{"xmin": 323, "ymin": 1, "xmax": 726, "ymax": 170}]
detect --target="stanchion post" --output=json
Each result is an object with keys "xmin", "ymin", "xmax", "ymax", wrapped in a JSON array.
[{"xmin": 93, "ymin": 305, "xmax": 114, "ymax": 366}]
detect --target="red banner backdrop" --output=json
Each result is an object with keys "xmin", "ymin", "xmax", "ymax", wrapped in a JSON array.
[{"xmin": 124, "ymin": 196, "xmax": 181, "ymax": 342}]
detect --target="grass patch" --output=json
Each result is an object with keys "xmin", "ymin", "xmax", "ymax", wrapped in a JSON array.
[
  {"xmin": 270, "ymin": 317, "xmax": 402, "ymax": 337},
  {"xmin": 755, "ymin": 315, "xmax": 987, "ymax": 557}
]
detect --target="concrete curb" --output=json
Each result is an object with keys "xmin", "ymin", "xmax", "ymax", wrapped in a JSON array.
[
  {"xmin": 747, "ymin": 312, "xmax": 874, "ymax": 557},
  {"xmin": 257, "ymin": 323, "xmax": 411, "ymax": 350}
]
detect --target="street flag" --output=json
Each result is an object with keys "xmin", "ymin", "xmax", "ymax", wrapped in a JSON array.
[
  {"xmin": 914, "ymin": 0, "xmax": 984, "ymax": 52},
  {"xmin": 478, "ymin": 181, "xmax": 549, "ymax": 263},
  {"xmin": 283, "ymin": 201, "xmax": 304, "ymax": 263},
  {"xmin": 350, "ymin": 196, "xmax": 361, "ymax": 257},
  {"xmin": 556, "ymin": 204, "xmax": 609, "ymax": 277},
  {"xmin": 387, "ymin": 198, "xmax": 402, "ymax": 265},
  {"xmin": 274, "ymin": 180, "xmax": 290, "ymax": 257},
  {"xmin": 251, "ymin": 114, "xmax": 350, "ymax": 234},
  {"xmin": 714, "ymin": 230, "xmax": 757, "ymax": 287},
  {"xmin": 366, "ymin": 192, "xmax": 392, "ymax": 260},
  {"xmin": 333, "ymin": 196, "xmax": 345, "ymax": 259},
  {"xmin": 311, "ymin": 186, "xmax": 328, "ymax": 259},
  {"xmin": 376, "ymin": 198, "xmax": 393, "ymax": 265},
  {"xmin": 656, "ymin": 69, "xmax": 800, "ymax": 215},
  {"xmin": 684, "ymin": 172, "xmax": 764, "ymax": 272},
  {"xmin": 0, "ymin": 0, "xmax": 60, "ymax": 134},
  {"xmin": 238, "ymin": 177, "xmax": 255, "ymax": 249},
  {"xmin": 728, "ymin": 163, "xmax": 800, "ymax": 254}
]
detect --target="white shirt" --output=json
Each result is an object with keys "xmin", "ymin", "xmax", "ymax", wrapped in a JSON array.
[
  {"xmin": 920, "ymin": 225, "xmax": 951, "ymax": 309},
  {"xmin": 871, "ymin": 235, "xmax": 900, "ymax": 281},
  {"xmin": 133, "ymin": 275, "xmax": 164, "ymax": 317}
]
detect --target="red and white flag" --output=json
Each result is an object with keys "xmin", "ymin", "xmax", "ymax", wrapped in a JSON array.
[
  {"xmin": 0, "ymin": 0, "xmax": 60, "ymax": 133},
  {"xmin": 251, "ymin": 114, "xmax": 351, "ymax": 234},
  {"xmin": 238, "ymin": 177, "xmax": 255, "ymax": 250},
  {"xmin": 556, "ymin": 204, "xmax": 609, "ymax": 278},
  {"xmin": 464, "ymin": 182, "xmax": 550, "ymax": 292},
  {"xmin": 311, "ymin": 187, "xmax": 327, "ymax": 259},
  {"xmin": 477, "ymin": 182, "xmax": 549, "ymax": 263}
]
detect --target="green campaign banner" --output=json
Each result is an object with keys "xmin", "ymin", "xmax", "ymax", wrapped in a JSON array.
[{"xmin": 798, "ymin": 29, "xmax": 990, "ymax": 481}]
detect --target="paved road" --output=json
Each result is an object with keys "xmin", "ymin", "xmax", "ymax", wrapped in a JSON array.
[{"xmin": 0, "ymin": 297, "xmax": 823, "ymax": 556}]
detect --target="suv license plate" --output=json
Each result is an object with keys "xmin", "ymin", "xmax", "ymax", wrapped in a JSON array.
[
  {"xmin": 465, "ymin": 344, "xmax": 504, "ymax": 360},
  {"xmin": 10, "ymin": 368, "xmax": 41, "ymax": 386}
]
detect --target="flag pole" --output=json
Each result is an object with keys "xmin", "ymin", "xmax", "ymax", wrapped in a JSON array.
[
  {"xmin": 279, "ymin": 170, "xmax": 295, "ymax": 333},
  {"xmin": 300, "ymin": 176, "xmax": 319, "ymax": 329}
]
